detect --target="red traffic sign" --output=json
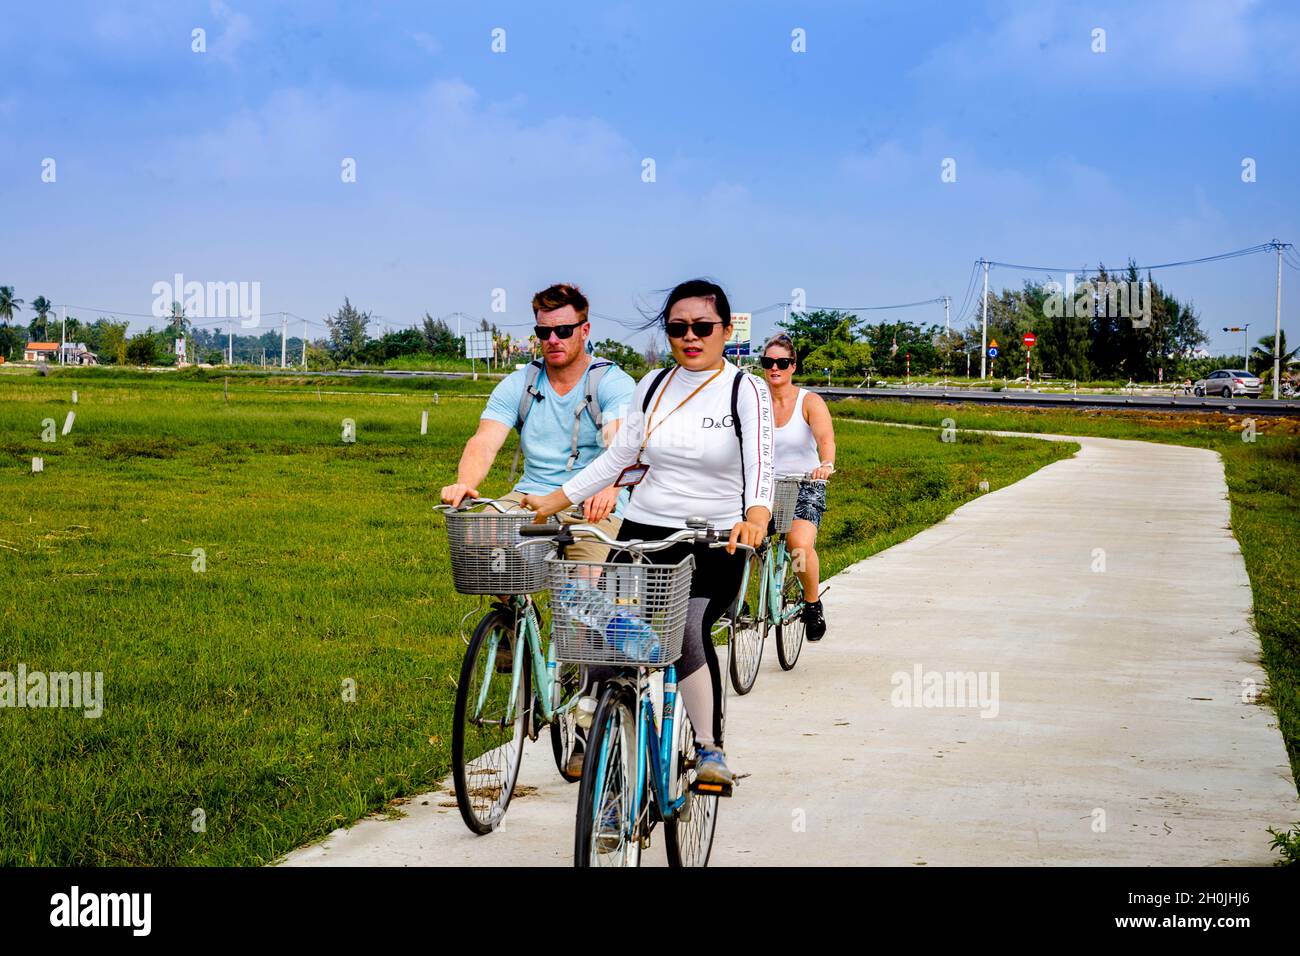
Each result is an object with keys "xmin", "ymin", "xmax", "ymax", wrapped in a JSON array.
[{"xmin": 1022, "ymin": 332, "xmax": 1036, "ymax": 348}]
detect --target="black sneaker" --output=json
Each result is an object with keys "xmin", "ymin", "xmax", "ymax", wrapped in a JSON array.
[{"xmin": 803, "ymin": 600, "xmax": 826, "ymax": 642}]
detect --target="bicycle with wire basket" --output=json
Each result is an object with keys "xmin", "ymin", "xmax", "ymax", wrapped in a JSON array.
[
  {"xmin": 723, "ymin": 473, "xmax": 830, "ymax": 691},
  {"xmin": 436, "ymin": 498, "xmax": 586, "ymax": 835},
  {"xmin": 518, "ymin": 517, "xmax": 755, "ymax": 867}
]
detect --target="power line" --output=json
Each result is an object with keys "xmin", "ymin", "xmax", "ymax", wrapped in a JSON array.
[
  {"xmin": 801, "ymin": 297, "xmax": 947, "ymax": 312},
  {"xmin": 985, "ymin": 242, "xmax": 1277, "ymax": 275}
]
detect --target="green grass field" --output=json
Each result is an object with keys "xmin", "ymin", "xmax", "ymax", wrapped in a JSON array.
[
  {"xmin": 0, "ymin": 369, "xmax": 1073, "ymax": 865},
  {"xmin": 829, "ymin": 399, "xmax": 1300, "ymax": 801}
]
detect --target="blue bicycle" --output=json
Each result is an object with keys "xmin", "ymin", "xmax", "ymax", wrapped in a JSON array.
[{"xmin": 519, "ymin": 518, "xmax": 753, "ymax": 867}]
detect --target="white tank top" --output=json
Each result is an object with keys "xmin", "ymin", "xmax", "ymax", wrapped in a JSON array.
[{"xmin": 773, "ymin": 388, "xmax": 820, "ymax": 477}]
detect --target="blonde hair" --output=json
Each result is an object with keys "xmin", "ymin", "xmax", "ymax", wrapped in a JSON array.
[{"xmin": 761, "ymin": 333, "xmax": 796, "ymax": 359}]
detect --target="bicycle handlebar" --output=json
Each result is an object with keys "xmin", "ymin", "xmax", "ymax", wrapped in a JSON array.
[
  {"xmin": 516, "ymin": 520, "xmax": 756, "ymax": 556},
  {"xmin": 434, "ymin": 497, "xmax": 519, "ymax": 514}
]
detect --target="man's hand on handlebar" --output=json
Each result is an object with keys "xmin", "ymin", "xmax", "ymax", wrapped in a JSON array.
[
  {"xmin": 519, "ymin": 488, "xmax": 572, "ymax": 522},
  {"xmin": 440, "ymin": 483, "xmax": 480, "ymax": 507}
]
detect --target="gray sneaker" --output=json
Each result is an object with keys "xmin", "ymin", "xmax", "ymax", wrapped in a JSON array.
[{"xmin": 694, "ymin": 746, "xmax": 734, "ymax": 786}]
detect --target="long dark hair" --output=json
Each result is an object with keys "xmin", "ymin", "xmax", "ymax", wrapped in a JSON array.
[{"xmin": 641, "ymin": 278, "xmax": 733, "ymax": 332}]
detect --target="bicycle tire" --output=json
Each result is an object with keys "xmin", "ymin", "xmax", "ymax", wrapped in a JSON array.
[
  {"xmin": 549, "ymin": 661, "xmax": 583, "ymax": 783},
  {"xmin": 728, "ymin": 554, "xmax": 764, "ymax": 695},
  {"xmin": 573, "ymin": 682, "xmax": 641, "ymax": 868},
  {"xmin": 775, "ymin": 563, "xmax": 806, "ymax": 671},
  {"xmin": 451, "ymin": 609, "xmax": 530, "ymax": 835},
  {"xmin": 663, "ymin": 691, "xmax": 719, "ymax": 867}
]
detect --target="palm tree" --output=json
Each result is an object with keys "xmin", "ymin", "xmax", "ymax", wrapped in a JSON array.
[
  {"xmin": 30, "ymin": 295, "xmax": 52, "ymax": 340},
  {"xmin": 1250, "ymin": 331, "xmax": 1299, "ymax": 382},
  {"xmin": 0, "ymin": 286, "xmax": 24, "ymax": 325}
]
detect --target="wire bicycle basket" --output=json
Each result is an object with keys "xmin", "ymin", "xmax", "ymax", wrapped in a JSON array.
[
  {"xmin": 545, "ymin": 554, "xmax": 694, "ymax": 666},
  {"xmin": 444, "ymin": 507, "xmax": 556, "ymax": 595},
  {"xmin": 771, "ymin": 477, "xmax": 803, "ymax": 533}
]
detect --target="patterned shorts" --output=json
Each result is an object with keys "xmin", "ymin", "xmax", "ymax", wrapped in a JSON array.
[{"xmin": 792, "ymin": 481, "xmax": 828, "ymax": 528}]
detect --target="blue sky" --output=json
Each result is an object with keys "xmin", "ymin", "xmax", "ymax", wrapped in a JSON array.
[{"xmin": 2, "ymin": 0, "xmax": 1298, "ymax": 353}]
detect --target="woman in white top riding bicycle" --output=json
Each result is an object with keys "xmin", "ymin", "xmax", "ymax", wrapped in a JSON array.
[
  {"xmin": 522, "ymin": 279, "xmax": 773, "ymax": 787},
  {"xmin": 760, "ymin": 333, "xmax": 836, "ymax": 640}
]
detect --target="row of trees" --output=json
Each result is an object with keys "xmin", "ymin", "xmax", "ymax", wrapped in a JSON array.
[
  {"xmin": 5, "ymin": 278, "xmax": 1290, "ymax": 380},
  {"xmin": 772, "ymin": 265, "xmax": 1292, "ymax": 382}
]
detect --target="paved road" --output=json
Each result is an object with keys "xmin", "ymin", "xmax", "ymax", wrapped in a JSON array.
[
  {"xmin": 281, "ymin": 426, "xmax": 1297, "ymax": 866},
  {"xmin": 813, "ymin": 385, "xmax": 1300, "ymax": 417}
]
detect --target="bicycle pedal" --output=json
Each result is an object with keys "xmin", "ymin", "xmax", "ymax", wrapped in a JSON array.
[{"xmin": 690, "ymin": 779, "xmax": 733, "ymax": 798}]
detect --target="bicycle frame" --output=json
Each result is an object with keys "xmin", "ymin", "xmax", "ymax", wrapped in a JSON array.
[
  {"xmin": 762, "ymin": 535, "xmax": 804, "ymax": 629},
  {"xmin": 587, "ymin": 664, "xmax": 688, "ymax": 845},
  {"xmin": 472, "ymin": 594, "xmax": 579, "ymax": 728}
]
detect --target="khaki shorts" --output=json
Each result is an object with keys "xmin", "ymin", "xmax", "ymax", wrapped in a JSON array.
[{"xmin": 498, "ymin": 491, "xmax": 622, "ymax": 564}]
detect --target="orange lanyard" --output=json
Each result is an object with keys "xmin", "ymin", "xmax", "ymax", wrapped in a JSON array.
[{"xmin": 639, "ymin": 364, "xmax": 724, "ymax": 458}]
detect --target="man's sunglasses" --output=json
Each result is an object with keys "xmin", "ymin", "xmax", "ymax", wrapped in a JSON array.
[
  {"xmin": 665, "ymin": 320, "xmax": 723, "ymax": 339},
  {"xmin": 760, "ymin": 356, "xmax": 794, "ymax": 370},
  {"xmin": 534, "ymin": 320, "xmax": 586, "ymax": 341}
]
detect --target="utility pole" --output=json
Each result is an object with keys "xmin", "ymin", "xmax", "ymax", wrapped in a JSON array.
[
  {"xmin": 228, "ymin": 323, "xmax": 234, "ymax": 366},
  {"xmin": 60, "ymin": 305, "xmax": 66, "ymax": 365},
  {"xmin": 943, "ymin": 295, "xmax": 950, "ymax": 335},
  {"xmin": 281, "ymin": 312, "xmax": 288, "ymax": 368},
  {"xmin": 302, "ymin": 317, "xmax": 308, "ymax": 370},
  {"xmin": 980, "ymin": 259, "xmax": 989, "ymax": 379},
  {"xmin": 1273, "ymin": 240, "xmax": 1286, "ymax": 400}
]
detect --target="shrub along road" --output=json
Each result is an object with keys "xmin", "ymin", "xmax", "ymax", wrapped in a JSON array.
[{"xmin": 283, "ymin": 425, "xmax": 1297, "ymax": 866}]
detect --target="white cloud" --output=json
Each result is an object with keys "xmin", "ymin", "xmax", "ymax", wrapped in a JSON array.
[
  {"xmin": 913, "ymin": 0, "xmax": 1299, "ymax": 90},
  {"xmin": 410, "ymin": 31, "xmax": 441, "ymax": 55}
]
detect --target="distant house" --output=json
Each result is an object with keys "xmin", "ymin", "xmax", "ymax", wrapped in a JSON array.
[
  {"xmin": 23, "ymin": 342, "xmax": 59, "ymax": 362},
  {"xmin": 22, "ymin": 341, "xmax": 99, "ymax": 365},
  {"xmin": 61, "ymin": 342, "xmax": 99, "ymax": 366}
]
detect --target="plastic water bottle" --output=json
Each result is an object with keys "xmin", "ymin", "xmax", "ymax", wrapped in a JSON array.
[
  {"xmin": 606, "ymin": 613, "xmax": 659, "ymax": 661},
  {"xmin": 556, "ymin": 582, "xmax": 615, "ymax": 632}
]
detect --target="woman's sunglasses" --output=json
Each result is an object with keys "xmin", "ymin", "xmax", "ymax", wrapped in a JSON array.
[
  {"xmin": 534, "ymin": 320, "xmax": 585, "ymax": 341},
  {"xmin": 760, "ymin": 356, "xmax": 794, "ymax": 370},
  {"xmin": 665, "ymin": 320, "xmax": 723, "ymax": 339}
]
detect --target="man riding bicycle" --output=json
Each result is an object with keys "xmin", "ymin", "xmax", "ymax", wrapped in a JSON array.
[{"xmin": 440, "ymin": 284, "xmax": 635, "ymax": 775}]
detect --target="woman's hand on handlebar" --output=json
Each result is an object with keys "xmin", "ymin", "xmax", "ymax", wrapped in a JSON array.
[
  {"xmin": 582, "ymin": 485, "xmax": 620, "ymax": 524},
  {"xmin": 811, "ymin": 463, "xmax": 835, "ymax": 481},
  {"xmin": 441, "ymin": 483, "xmax": 480, "ymax": 507},
  {"xmin": 519, "ymin": 488, "xmax": 572, "ymax": 522},
  {"xmin": 727, "ymin": 518, "xmax": 766, "ymax": 554}
]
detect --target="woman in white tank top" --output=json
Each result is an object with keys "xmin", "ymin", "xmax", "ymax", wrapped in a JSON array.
[{"xmin": 761, "ymin": 333, "xmax": 837, "ymax": 640}]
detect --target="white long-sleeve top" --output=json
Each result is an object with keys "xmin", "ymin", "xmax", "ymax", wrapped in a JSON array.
[{"xmin": 562, "ymin": 361, "xmax": 774, "ymax": 529}]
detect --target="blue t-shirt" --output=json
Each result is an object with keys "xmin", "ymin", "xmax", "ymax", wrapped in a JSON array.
[{"xmin": 482, "ymin": 360, "xmax": 636, "ymax": 497}]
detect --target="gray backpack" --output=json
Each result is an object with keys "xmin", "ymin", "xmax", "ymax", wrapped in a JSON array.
[{"xmin": 507, "ymin": 359, "xmax": 615, "ymax": 485}]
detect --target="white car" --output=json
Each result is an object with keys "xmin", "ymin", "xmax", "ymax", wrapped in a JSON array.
[{"xmin": 1194, "ymin": 369, "xmax": 1262, "ymax": 398}]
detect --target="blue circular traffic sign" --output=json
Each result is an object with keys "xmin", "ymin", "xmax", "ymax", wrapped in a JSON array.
[{"xmin": 988, "ymin": 347, "xmax": 999, "ymax": 358}]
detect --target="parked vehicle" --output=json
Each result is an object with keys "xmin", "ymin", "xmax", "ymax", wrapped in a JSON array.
[{"xmin": 1193, "ymin": 369, "xmax": 1262, "ymax": 399}]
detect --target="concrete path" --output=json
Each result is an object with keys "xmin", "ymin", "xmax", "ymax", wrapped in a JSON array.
[{"xmin": 281, "ymin": 427, "xmax": 1297, "ymax": 866}]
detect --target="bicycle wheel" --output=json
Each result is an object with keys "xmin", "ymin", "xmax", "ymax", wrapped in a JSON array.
[
  {"xmin": 451, "ymin": 609, "xmax": 530, "ymax": 835},
  {"xmin": 549, "ymin": 660, "xmax": 583, "ymax": 783},
  {"xmin": 727, "ymin": 553, "xmax": 764, "ymax": 695},
  {"xmin": 573, "ymin": 682, "xmax": 641, "ymax": 868},
  {"xmin": 775, "ymin": 562, "xmax": 806, "ymax": 671},
  {"xmin": 664, "ymin": 691, "xmax": 719, "ymax": 867}
]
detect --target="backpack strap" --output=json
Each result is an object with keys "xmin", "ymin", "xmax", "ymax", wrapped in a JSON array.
[
  {"xmin": 568, "ymin": 360, "xmax": 614, "ymax": 471},
  {"xmin": 641, "ymin": 367, "xmax": 672, "ymax": 413},
  {"xmin": 507, "ymin": 360, "xmax": 545, "ymax": 486}
]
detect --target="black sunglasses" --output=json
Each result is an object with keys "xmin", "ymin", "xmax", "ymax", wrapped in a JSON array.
[
  {"xmin": 534, "ymin": 320, "xmax": 585, "ymax": 341},
  {"xmin": 760, "ymin": 356, "xmax": 794, "ymax": 370},
  {"xmin": 665, "ymin": 320, "xmax": 723, "ymax": 339}
]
